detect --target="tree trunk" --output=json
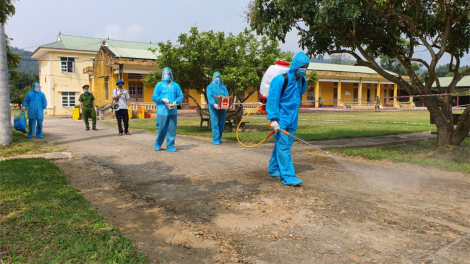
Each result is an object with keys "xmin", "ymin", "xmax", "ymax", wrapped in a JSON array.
[
  {"xmin": 452, "ymin": 107, "xmax": 470, "ymax": 146},
  {"xmin": 0, "ymin": 24, "xmax": 12, "ymax": 146},
  {"xmin": 425, "ymin": 96, "xmax": 453, "ymax": 149},
  {"xmin": 425, "ymin": 96, "xmax": 470, "ymax": 150}
]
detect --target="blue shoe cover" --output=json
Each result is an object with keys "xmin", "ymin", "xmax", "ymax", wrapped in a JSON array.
[
  {"xmin": 269, "ymin": 172, "xmax": 281, "ymax": 179},
  {"xmin": 36, "ymin": 135, "xmax": 44, "ymax": 139},
  {"xmin": 167, "ymin": 147, "xmax": 177, "ymax": 152},
  {"xmin": 154, "ymin": 142, "xmax": 161, "ymax": 151},
  {"xmin": 212, "ymin": 141, "xmax": 220, "ymax": 145},
  {"xmin": 218, "ymin": 139, "xmax": 223, "ymax": 144},
  {"xmin": 282, "ymin": 176, "xmax": 303, "ymax": 186},
  {"xmin": 27, "ymin": 135, "xmax": 33, "ymax": 138}
]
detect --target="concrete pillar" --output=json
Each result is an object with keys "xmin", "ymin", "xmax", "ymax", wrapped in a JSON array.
[
  {"xmin": 337, "ymin": 79, "xmax": 342, "ymax": 107},
  {"xmin": 377, "ymin": 80, "xmax": 381, "ymax": 106},
  {"xmin": 314, "ymin": 81, "xmax": 320, "ymax": 108},
  {"xmin": 358, "ymin": 78, "xmax": 363, "ymax": 108},
  {"xmin": 200, "ymin": 93, "xmax": 207, "ymax": 108},
  {"xmin": 393, "ymin": 84, "xmax": 398, "ymax": 108}
]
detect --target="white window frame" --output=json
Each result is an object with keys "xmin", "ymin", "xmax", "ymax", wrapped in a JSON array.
[
  {"xmin": 61, "ymin": 92, "xmax": 76, "ymax": 107},
  {"xmin": 61, "ymin": 57, "xmax": 75, "ymax": 73}
]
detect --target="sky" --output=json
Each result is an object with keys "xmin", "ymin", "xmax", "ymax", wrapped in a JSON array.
[
  {"xmin": 5, "ymin": 0, "xmax": 468, "ymax": 67},
  {"xmin": 5, "ymin": 0, "xmax": 301, "ymax": 53}
]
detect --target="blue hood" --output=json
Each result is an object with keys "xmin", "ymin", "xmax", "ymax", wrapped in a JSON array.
[
  {"xmin": 32, "ymin": 82, "xmax": 40, "ymax": 92},
  {"xmin": 211, "ymin": 72, "xmax": 223, "ymax": 85},
  {"xmin": 162, "ymin": 67, "xmax": 174, "ymax": 81},
  {"xmin": 288, "ymin": 52, "xmax": 310, "ymax": 74}
]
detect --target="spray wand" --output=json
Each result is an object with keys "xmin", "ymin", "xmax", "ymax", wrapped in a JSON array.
[
  {"xmin": 266, "ymin": 123, "xmax": 330, "ymax": 155},
  {"xmin": 235, "ymin": 104, "xmax": 330, "ymax": 155}
]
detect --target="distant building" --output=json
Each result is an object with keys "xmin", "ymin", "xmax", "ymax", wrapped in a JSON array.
[
  {"xmin": 31, "ymin": 34, "xmax": 103, "ymax": 116},
  {"xmin": 305, "ymin": 63, "xmax": 409, "ymax": 109},
  {"xmin": 30, "ymin": 34, "xmax": 163, "ymax": 116},
  {"xmin": 83, "ymin": 39, "xmax": 160, "ymax": 107},
  {"xmin": 432, "ymin": 76, "xmax": 470, "ymax": 107},
  {"xmin": 32, "ymin": 34, "xmax": 410, "ymax": 115}
]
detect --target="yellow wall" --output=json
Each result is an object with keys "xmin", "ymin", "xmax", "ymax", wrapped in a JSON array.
[{"xmin": 38, "ymin": 50, "xmax": 95, "ymax": 116}]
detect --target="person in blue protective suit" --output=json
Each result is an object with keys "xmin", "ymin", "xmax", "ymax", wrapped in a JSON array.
[
  {"xmin": 266, "ymin": 52, "xmax": 309, "ymax": 186},
  {"xmin": 22, "ymin": 82, "xmax": 47, "ymax": 138},
  {"xmin": 152, "ymin": 67, "xmax": 184, "ymax": 152},
  {"xmin": 206, "ymin": 72, "xmax": 230, "ymax": 145}
]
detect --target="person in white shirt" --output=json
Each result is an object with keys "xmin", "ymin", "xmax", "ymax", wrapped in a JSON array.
[{"xmin": 111, "ymin": 79, "xmax": 131, "ymax": 136}]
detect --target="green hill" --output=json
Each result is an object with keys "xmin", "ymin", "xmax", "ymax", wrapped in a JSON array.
[{"xmin": 11, "ymin": 47, "xmax": 38, "ymax": 76}]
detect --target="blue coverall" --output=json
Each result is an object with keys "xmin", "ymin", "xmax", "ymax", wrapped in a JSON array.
[
  {"xmin": 206, "ymin": 72, "xmax": 230, "ymax": 145},
  {"xmin": 24, "ymin": 83, "xmax": 47, "ymax": 138},
  {"xmin": 266, "ymin": 52, "xmax": 310, "ymax": 186},
  {"xmin": 152, "ymin": 68, "xmax": 184, "ymax": 152}
]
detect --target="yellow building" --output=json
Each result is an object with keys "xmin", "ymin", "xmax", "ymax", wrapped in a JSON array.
[
  {"xmin": 83, "ymin": 40, "xmax": 160, "ymax": 107},
  {"xmin": 31, "ymin": 34, "xmax": 161, "ymax": 116},
  {"xmin": 305, "ymin": 63, "xmax": 410, "ymax": 109},
  {"xmin": 31, "ymin": 34, "xmax": 408, "ymax": 113},
  {"xmin": 31, "ymin": 34, "xmax": 104, "ymax": 116}
]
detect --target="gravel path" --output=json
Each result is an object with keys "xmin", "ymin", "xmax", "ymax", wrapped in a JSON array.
[{"xmin": 39, "ymin": 117, "xmax": 470, "ymax": 264}]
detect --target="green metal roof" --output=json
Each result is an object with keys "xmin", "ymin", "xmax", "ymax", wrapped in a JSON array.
[
  {"xmin": 432, "ymin": 76, "xmax": 470, "ymax": 88},
  {"xmin": 42, "ymin": 35, "xmax": 103, "ymax": 51},
  {"xmin": 37, "ymin": 34, "xmax": 160, "ymax": 59},
  {"xmin": 105, "ymin": 40, "xmax": 159, "ymax": 60},
  {"xmin": 308, "ymin": 62, "xmax": 397, "ymax": 75}
]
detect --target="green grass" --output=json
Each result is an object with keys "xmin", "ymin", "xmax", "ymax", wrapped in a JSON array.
[
  {"xmin": 100, "ymin": 111, "xmax": 435, "ymax": 144},
  {"xmin": 0, "ymin": 129, "xmax": 63, "ymax": 158},
  {"xmin": 0, "ymin": 158, "xmax": 149, "ymax": 263},
  {"xmin": 331, "ymin": 138, "xmax": 470, "ymax": 174}
]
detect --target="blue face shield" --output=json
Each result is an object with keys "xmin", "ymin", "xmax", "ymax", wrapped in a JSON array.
[
  {"xmin": 163, "ymin": 74, "xmax": 172, "ymax": 81},
  {"xmin": 296, "ymin": 69, "xmax": 307, "ymax": 77},
  {"xmin": 215, "ymin": 78, "xmax": 221, "ymax": 85}
]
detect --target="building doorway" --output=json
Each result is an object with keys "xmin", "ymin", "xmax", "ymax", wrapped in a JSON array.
[
  {"xmin": 353, "ymin": 88, "xmax": 358, "ymax": 102},
  {"xmin": 128, "ymin": 82, "xmax": 144, "ymax": 102}
]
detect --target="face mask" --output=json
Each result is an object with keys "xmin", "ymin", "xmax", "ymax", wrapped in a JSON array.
[
  {"xmin": 296, "ymin": 69, "xmax": 307, "ymax": 77},
  {"xmin": 34, "ymin": 85, "xmax": 40, "ymax": 92},
  {"xmin": 84, "ymin": 89, "xmax": 89, "ymax": 93},
  {"xmin": 118, "ymin": 84, "xmax": 123, "ymax": 88},
  {"xmin": 215, "ymin": 78, "xmax": 221, "ymax": 85},
  {"xmin": 163, "ymin": 74, "xmax": 171, "ymax": 81}
]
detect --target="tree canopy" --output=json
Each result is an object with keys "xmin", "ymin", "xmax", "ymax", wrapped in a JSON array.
[
  {"xmin": 148, "ymin": 27, "xmax": 291, "ymax": 106},
  {"xmin": 10, "ymin": 71, "xmax": 37, "ymax": 107},
  {"xmin": 248, "ymin": 0, "xmax": 470, "ymax": 149},
  {"xmin": 0, "ymin": 0, "xmax": 15, "ymax": 25},
  {"xmin": 6, "ymin": 36, "xmax": 21, "ymax": 79}
]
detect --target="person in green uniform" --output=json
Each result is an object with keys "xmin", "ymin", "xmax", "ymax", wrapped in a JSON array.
[{"xmin": 79, "ymin": 85, "xmax": 98, "ymax": 131}]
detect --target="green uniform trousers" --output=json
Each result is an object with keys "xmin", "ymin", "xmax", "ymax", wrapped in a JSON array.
[{"xmin": 83, "ymin": 107, "xmax": 96, "ymax": 128}]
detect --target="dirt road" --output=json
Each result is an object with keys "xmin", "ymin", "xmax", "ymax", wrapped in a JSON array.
[{"xmin": 42, "ymin": 117, "xmax": 470, "ymax": 264}]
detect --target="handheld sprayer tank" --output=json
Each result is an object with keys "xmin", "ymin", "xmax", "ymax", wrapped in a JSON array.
[
  {"xmin": 258, "ymin": 61, "xmax": 290, "ymax": 115},
  {"xmin": 259, "ymin": 61, "xmax": 290, "ymax": 97}
]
